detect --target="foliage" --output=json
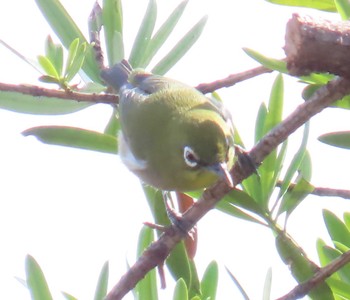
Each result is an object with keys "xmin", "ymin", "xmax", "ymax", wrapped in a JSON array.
[{"xmin": 1, "ymin": 0, "xmax": 349, "ymax": 299}]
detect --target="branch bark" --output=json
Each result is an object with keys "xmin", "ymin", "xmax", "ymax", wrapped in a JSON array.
[
  {"xmin": 0, "ymin": 82, "xmax": 118, "ymax": 104},
  {"xmin": 285, "ymin": 14, "xmax": 350, "ymax": 78},
  {"xmin": 276, "ymin": 250, "xmax": 350, "ymax": 300}
]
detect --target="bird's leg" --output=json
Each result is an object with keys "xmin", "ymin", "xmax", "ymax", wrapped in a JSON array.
[
  {"xmin": 162, "ymin": 191, "xmax": 193, "ymax": 235},
  {"xmin": 234, "ymin": 145, "xmax": 260, "ymax": 178}
]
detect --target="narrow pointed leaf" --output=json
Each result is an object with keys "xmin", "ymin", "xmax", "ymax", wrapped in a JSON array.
[
  {"xmin": 0, "ymin": 90, "xmax": 92, "ymax": 115},
  {"xmin": 334, "ymin": 0, "xmax": 350, "ymax": 19},
  {"xmin": 152, "ymin": 16, "xmax": 208, "ymax": 75},
  {"xmin": 45, "ymin": 36, "xmax": 63, "ymax": 76},
  {"xmin": 277, "ymin": 122, "xmax": 310, "ymax": 202},
  {"xmin": 38, "ymin": 55, "xmax": 59, "ymax": 78},
  {"xmin": 128, "ymin": 0, "xmax": 157, "ymax": 67},
  {"xmin": 62, "ymin": 292, "xmax": 78, "ymax": 300},
  {"xmin": 104, "ymin": 108, "xmax": 120, "ymax": 136},
  {"xmin": 135, "ymin": 226, "xmax": 158, "ymax": 300},
  {"xmin": 25, "ymin": 255, "xmax": 53, "ymax": 300},
  {"xmin": 65, "ymin": 42, "xmax": 87, "ymax": 82},
  {"xmin": 201, "ymin": 261, "xmax": 218, "ymax": 300},
  {"xmin": 35, "ymin": 0, "xmax": 100, "ymax": 82},
  {"xmin": 225, "ymin": 266, "xmax": 250, "ymax": 300},
  {"xmin": 327, "ymin": 277, "xmax": 350, "ymax": 298},
  {"xmin": 93, "ymin": 262, "xmax": 109, "ymax": 300},
  {"xmin": 22, "ymin": 126, "xmax": 118, "ymax": 154},
  {"xmin": 142, "ymin": 0, "xmax": 189, "ymax": 67},
  {"xmin": 264, "ymin": 0, "xmax": 336, "ymax": 12},
  {"xmin": 243, "ymin": 48, "xmax": 287, "ymax": 73},
  {"xmin": 278, "ymin": 176, "xmax": 314, "ymax": 217},
  {"xmin": 318, "ymin": 131, "xmax": 350, "ymax": 149},
  {"xmin": 263, "ymin": 268, "xmax": 272, "ymax": 300},
  {"xmin": 323, "ymin": 210, "xmax": 350, "ymax": 248},
  {"xmin": 173, "ymin": 279, "xmax": 188, "ymax": 300},
  {"xmin": 216, "ymin": 198, "xmax": 266, "ymax": 225},
  {"xmin": 275, "ymin": 232, "xmax": 334, "ymax": 299},
  {"xmin": 65, "ymin": 39, "xmax": 79, "ymax": 75},
  {"xmin": 102, "ymin": 0, "xmax": 124, "ymax": 65},
  {"xmin": 255, "ymin": 102, "xmax": 267, "ymax": 143}
]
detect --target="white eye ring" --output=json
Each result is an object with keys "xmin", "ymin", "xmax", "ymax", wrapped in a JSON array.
[{"xmin": 183, "ymin": 146, "xmax": 199, "ymax": 168}]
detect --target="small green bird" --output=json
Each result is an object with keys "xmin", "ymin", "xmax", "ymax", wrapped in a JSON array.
[{"xmin": 101, "ymin": 60, "xmax": 235, "ymax": 191}]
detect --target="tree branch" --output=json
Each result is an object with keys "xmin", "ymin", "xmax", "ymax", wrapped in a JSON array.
[
  {"xmin": 105, "ymin": 77, "xmax": 350, "ymax": 300},
  {"xmin": 285, "ymin": 14, "xmax": 350, "ymax": 78},
  {"xmin": 0, "ymin": 82, "xmax": 118, "ymax": 104},
  {"xmin": 276, "ymin": 250, "xmax": 350, "ymax": 300},
  {"xmin": 196, "ymin": 65, "xmax": 272, "ymax": 94}
]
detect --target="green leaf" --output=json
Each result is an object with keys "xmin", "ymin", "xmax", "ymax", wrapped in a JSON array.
[
  {"xmin": 201, "ymin": 261, "xmax": 218, "ymax": 300},
  {"xmin": 264, "ymin": 0, "xmax": 336, "ymax": 12},
  {"xmin": 62, "ymin": 292, "xmax": 78, "ymax": 300},
  {"xmin": 173, "ymin": 279, "xmax": 188, "ymax": 300},
  {"xmin": 258, "ymin": 74, "xmax": 284, "ymax": 206},
  {"xmin": 334, "ymin": 0, "xmax": 350, "ymax": 19},
  {"xmin": 317, "ymin": 239, "xmax": 334, "ymax": 268},
  {"xmin": 135, "ymin": 226, "xmax": 158, "ymax": 300},
  {"xmin": 344, "ymin": 212, "xmax": 350, "ymax": 231},
  {"xmin": 255, "ymin": 102, "xmax": 267, "ymax": 143},
  {"xmin": 142, "ymin": 0, "xmax": 189, "ymax": 67},
  {"xmin": 323, "ymin": 210, "xmax": 350, "ymax": 248},
  {"xmin": 262, "ymin": 268, "xmax": 272, "ymax": 300},
  {"xmin": 65, "ymin": 39, "xmax": 79, "ymax": 74},
  {"xmin": 93, "ymin": 261, "xmax": 109, "ymax": 300},
  {"xmin": 318, "ymin": 131, "xmax": 350, "ymax": 150},
  {"xmin": 104, "ymin": 108, "xmax": 120, "ymax": 136},
  {"xmin": 243, "ymin": 48, "xmax": 287, "ymax": 73},
  {"xmin": 332, "ymin": 94, "xmax": 350, "ymax": 109},
  {"xmin": 277, "ymin": 122, "xmax": 310, "ymax": 202},
  {"xmin": 22, "ymin": 126, "xmax": 118, "ymax": 154},
  {"xmin": 327, "ymin": 277, "xmax": 350, "ymax": 299},
  {"xmin": 278, "ymin": 175, "xmax": 314, "ymax": 218},
  {"xmin": 25, "ymin": 255, "xmax": 53, "ymax": 300},
  {"xmin": 298, "ymin": 150, "xmax": 312, "ymax": 182},
  {"xmin": 216, "ymin": 195, "xmax": 267, "ymax": 226},
  {"xmin": 225, "ymin": 266, "xmax": 250, "ymax": 300},
  {"xmin": 45, "ymin": 36, "xmax": 63, "ymax": 76},
  {"xmin": 102, "ymin": 0, "xmax": 124, "ymax": 65},
  {"xmin": 275, "ymin": 232, "xmax": 334, "ymax": 299},
  {"xmin": 65, "ymin": 42, "xmax": 87, "ymax": 82},
  {"xmin": 152, "ymin": 15, "xmax": 208, "ymax": 75},
  {"xmin": 0, "ymin": 90, "xmax": 92, "ymax": 115},
  {"xmin": 35, "ymin": 0, "xmax": 100, "ymax": 82},
  {"xmin": 38, "ymin": 55, "xmax": 59, "ymax": 78},
  {"xmin": 128, "ymin": 0, "xmax": 157, "ymax": 67}
]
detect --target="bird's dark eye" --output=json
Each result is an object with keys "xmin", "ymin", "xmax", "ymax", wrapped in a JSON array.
[{"xmin": 183, "ymin": 146, "xmax": 199, "ymax": 168}]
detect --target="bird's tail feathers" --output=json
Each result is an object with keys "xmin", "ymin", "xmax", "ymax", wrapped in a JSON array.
[{"xmin": 101, "ymin": 59, "xmax": 133, "ymax": 91}]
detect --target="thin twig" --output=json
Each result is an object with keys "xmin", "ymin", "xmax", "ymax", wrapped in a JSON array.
[
  {"xmin": 0, "ymin": 82, "xmax": 118, "ymax": 104},
  {"xmin": 105, "ymin": 76, "xmax": 350, "ymax": 300},
  {"xmin": 276, "ymin": 250, "xmax": 350, "ymax": 300},
  {"xmin": 277, "ymin": 181, "xmax": 350, "ymax": 200},
  {"xmin": 196, "ymin": 65, "xmax": 273, "ymax": 94}
]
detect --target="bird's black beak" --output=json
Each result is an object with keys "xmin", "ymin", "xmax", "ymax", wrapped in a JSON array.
[{"xmin": 209, "ymin": 162, "xmax": 234, "ymax": 188}]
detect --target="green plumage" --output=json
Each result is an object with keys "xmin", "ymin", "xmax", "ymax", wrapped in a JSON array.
[{"xmin": 101, "ymin": 60, "xmax": 234, "ymax": 191}]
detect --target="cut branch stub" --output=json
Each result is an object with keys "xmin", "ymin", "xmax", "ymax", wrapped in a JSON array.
[{"xmin": 285, "ymin": 14, "xmax": 350, "ymax": 78}]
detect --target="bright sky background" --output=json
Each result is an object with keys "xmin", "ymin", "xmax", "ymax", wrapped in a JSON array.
[{"xmin": 0, "ymin": 1, "xmax": 349, "ymax": 299}]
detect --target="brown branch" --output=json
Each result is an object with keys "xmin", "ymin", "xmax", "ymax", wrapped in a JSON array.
[
  {"xmin": 0, "ymin": 82, "xmax": 118, "ymax": 104},
  {"xmin": 105, "ymin": 79, "xmax": 350, "ymax": 300},
  {"xmin": 285, "ymin": 14, "xmax": 350, "ymax": 78},
  {"xmin": 276, "ymin": 250, "xmax": 350, "ymax": 300},
  {"xmin": 196, "ymin": 65, "xmax": 272, "ymax": 94}
]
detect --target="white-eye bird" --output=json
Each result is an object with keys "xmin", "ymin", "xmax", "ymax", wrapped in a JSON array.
[{"xmin": 101, "ymin": 60, "xmax": 235, "ymax": 191}]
